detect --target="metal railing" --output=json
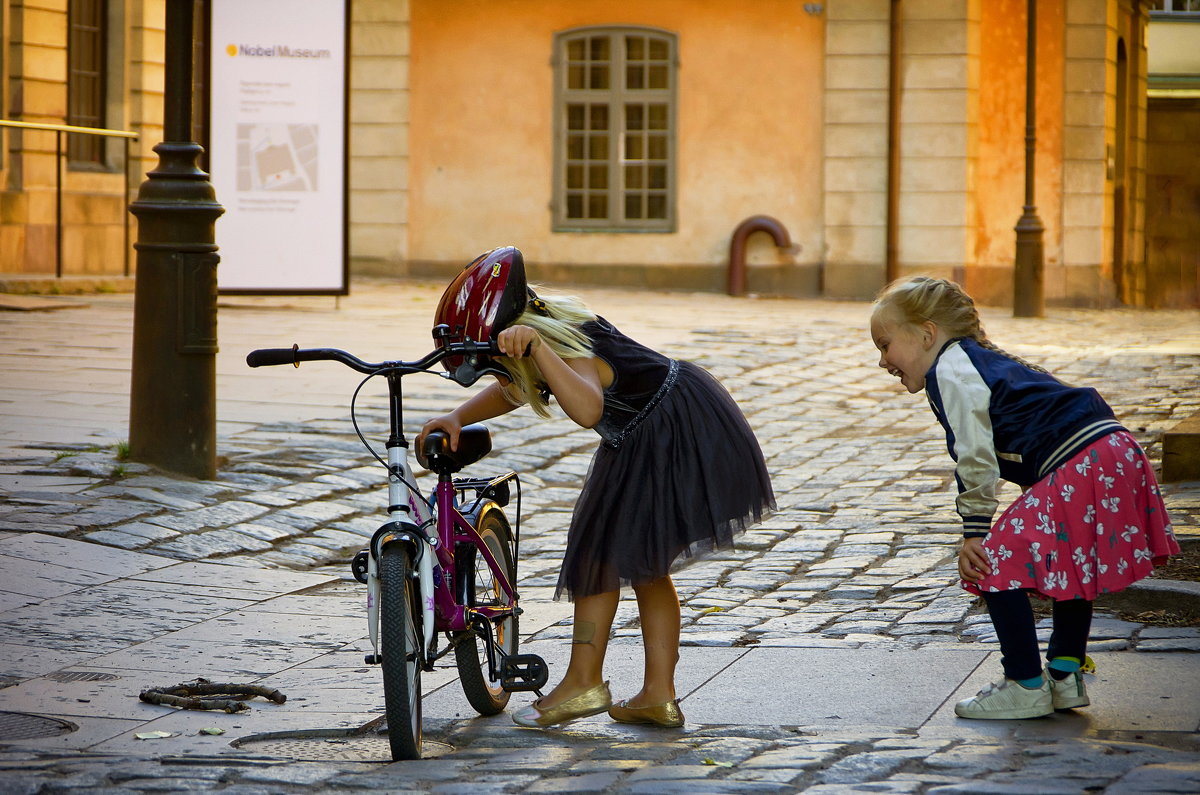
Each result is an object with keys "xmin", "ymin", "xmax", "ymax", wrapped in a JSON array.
[{"xmin": 0, "ymin": 119, "xmax": 139, "ymax": 277}]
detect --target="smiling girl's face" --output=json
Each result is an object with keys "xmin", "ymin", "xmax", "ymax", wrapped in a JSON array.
[{"xmin": 870, "ymin": 305, "xmax": 942, "ymax": 394}]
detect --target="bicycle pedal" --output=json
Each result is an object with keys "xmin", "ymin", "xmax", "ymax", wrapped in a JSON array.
[{"xmin": 500, "ymin": 653, "xmax": 549, "ymax": 692}]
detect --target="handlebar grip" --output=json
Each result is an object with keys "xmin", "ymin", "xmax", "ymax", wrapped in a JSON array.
[{"xmin": 246, "ymin": 347, "xmax": 298, "ymax": 367}]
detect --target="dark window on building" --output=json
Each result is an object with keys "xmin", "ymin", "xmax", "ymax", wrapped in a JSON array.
[
  {"xmin": 553, "ymin": 27, "xmax": 677, "ymax": 232},
  {"xmin": 68, "ymin": 0, "xmax": 107, "ymax": 166}
]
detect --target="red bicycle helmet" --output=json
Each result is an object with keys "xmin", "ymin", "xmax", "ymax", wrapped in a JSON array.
[{"xmin": 433, "ymin": 246, "xmax": 528, "ymax": 381}]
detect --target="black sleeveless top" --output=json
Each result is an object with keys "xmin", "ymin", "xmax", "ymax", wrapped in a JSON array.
[{"xmin": 581, "ymin": 317, "xmax": 679, "ymax": 449}]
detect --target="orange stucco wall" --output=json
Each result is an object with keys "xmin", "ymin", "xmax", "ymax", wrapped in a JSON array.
[
  {"xmin": 409, "ymin": 0, "xmax": 824, "ymax": 275},
  {"xmin": 973, "ymin": 0, "xmax": 1064, "ymax": 299}
]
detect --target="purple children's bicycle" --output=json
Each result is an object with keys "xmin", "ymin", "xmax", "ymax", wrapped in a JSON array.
[{"xmin": 248, "ymin": 327, "xmax": 547, "ymax": 760}]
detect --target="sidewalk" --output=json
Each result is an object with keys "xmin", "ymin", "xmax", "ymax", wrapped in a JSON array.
[{"xmin": 0, "ymin": 281, "xmax": 1198, "ymax": 792}]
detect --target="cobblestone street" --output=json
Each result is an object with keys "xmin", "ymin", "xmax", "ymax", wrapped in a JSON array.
[{"xmin": 1, "ymin": 281, "xmax": 1198, "ymax": 792}]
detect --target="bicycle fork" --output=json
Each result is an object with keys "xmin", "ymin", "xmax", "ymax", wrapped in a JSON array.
[{"xmin": 365, "ymin": 443, "xmax": 436, "ymax": 666}]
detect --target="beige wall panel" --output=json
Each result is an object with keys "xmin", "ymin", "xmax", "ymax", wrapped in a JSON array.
[
  {"xmin": 899, "ymin": 225, "xmax": 967, "ymax": 265},
  {"xmin": 904, "ymin": 20, "xmax": 969, "ymax": 55},
  {"xmin": 902, "ymin": 123, "xmax": 968, "ymax": 158},
  {"xmin": 351, "ymin": 224, "xmax": 406, "ymax": 261},
  {"xmin": 903, "ymin": 156, "xmax": 968, "ymax": 192},
  {"xmin": 1066, "ymin": 0, "xmax": 1110, "ymax": 27},
  {"xmin": 904, "ymin": 55, "xmax": 972, "ymax": 90},
  {"xmin": 355, "ymin": 0, "xmax": 411, "ymax": 23},
  {"xmin": 826, "ymin": 0, "xmax": 888, "ymax": 22},
  {"xmin": 1063, "ymin": 193, "xmax": 1105, "ymax": 227},
  {"xmin": 826, "ymin": 124, "xmax": 888, "ymax": 158},
  {"xmin": 352, "ymin": 58, "xmax": 409, "ymax": 90},
  {"xmin": 14, "ymin": 80, "xmax": 66, "ymax": 118},
  {"xmin": 1065, "ymin": 25, "xmax": 1108, "ymax": 59},
  {"xmin": 904, "ymin": 0, "xmax": 975, "ymax": 21},
  {"xmin": 354, "ymin": 22, "xmax": 409, "ymax": 57},
  {"xmin": 1064, "ymin": 125, "xmax": 1106, "ymax": 159},
  {"xmin": 349, "ymin": 90, "xmax": 408, "ymax": 124},
  {"xmin": 1064, "ymin": 59, "xmax": 1108, "ymax": 93},
  {"xmin": 1063, "ymin": 226, "xmax": 1104, "ymax": 266},
  {"xmin": 827, "ymin": 21, "xmax": 889, "ymax": 54},
  {"xmin": 898, "ymin": 192, "xmax": 968, "ymax": 227},
  {"xmin": 826, "ymin": 90, "xmax": 889, "ymax": 124},
  {"xmin": 409, "ymin": 0, "xmax": 825, "ymax": 270},
  {"xmin": 826, "ymin": 55, "xmax": 889, "ymax": 89},
  {"xmin": 901, "ymin": 89, "xmax": 969, "ymax": 123},
  {"xmin": 1064, "ymin": 92, "xmax": 1107, "ymax": 127},
  {"xmin": 825, "ymin": 191, "xmax": 886, "ymax": 228},
  {"xmin": 351, "ymin": 157, "xmax": 408, "ymax": 191},
  {"xmin": 824, "ymin": 160, "xmax": 886, "ymax": 193},
  {"xmin": 351, "ymin": 191, "xmax": 409, "ymax": 224},
  {"xmin": 825, "ymin": 224, "xmax": 886, "ymax": 263}
]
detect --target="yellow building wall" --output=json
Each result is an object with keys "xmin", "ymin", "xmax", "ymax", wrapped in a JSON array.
[
  {"xmin": 972, "ymin": 0, "xmax": 1065, "ymax": 305},
  {"xmin": 408, "ymin": 0, "xmax": 824, "ymax": 285}
]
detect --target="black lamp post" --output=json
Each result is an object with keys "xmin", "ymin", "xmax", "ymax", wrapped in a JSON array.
[
  {"xmin": 1013, "ymin": 0, "xmax": 1045, "ymax": 317},
  {"xmin": 128, "ymin": 0, "xmax": 224, "ymax": 478}
]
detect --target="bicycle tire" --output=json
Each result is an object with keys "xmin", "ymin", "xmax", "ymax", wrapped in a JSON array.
[
  {"xmin": 453, "ymin": 509, "xmax": 518, "ymax": 715},
  {"xmin": 380, "ymin": 543, "xmax": 423, "ymax": 760}
]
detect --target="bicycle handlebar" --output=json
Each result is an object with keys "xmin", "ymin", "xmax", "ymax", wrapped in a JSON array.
[{"xmin": 246, "ymin": 340, "xmax": 503, "ymax": 377}]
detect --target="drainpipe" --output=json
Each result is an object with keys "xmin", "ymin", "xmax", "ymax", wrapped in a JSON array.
[
  {"xmin": 727, "ymin": 215, "xmax": 793, "ymax": 297},
  {"xmin": 886, "ymin": 0, "xmax": 903, "ymax": 286}
]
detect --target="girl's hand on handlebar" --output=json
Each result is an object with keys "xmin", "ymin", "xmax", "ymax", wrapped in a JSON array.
[
  {"xmin": 497, "ymin": 325, "xmax": 542, "ymax": 359},
  {"xmin": 418, "ymin": 415, "xmax": 462, "ymax": 452}
]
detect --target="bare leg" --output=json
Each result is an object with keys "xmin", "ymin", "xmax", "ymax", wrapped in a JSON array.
[
  {"xmin": 535, "ymin": 589, "xmax": 619, "ymax": 709},
  {"xmin": 626, "ymin": 575, "xmax": 681, "ymax": 707}
]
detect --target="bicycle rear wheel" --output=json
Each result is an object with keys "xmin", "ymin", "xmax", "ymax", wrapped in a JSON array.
[
  {"xmin": 379, "ymin": 543, "xmax": 422, "ymax": 760},
  {"xmin": 453, "ymin": 509, "xmax": 518, "ymax": 715}
]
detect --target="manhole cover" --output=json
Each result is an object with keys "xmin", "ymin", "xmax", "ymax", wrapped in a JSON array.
[
  {"xmin": 0, "ymin": 711, "xmax": 77, "ymax": 741},
  {"xmin": 234, "ymin": 729, "xmax": 452, "ymax": 762},
  {"xmin": 45, "ymin": 671, "xmax": 119, "ymax": 683}
]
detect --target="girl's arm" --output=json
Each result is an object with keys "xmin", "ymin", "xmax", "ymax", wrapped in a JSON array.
[
  {"xmin": 418, "ymin": 381, "xmax": 518, "ymax": 451},
  {"xmin": 933, "ymin": 346, "xmax": 1001, "ymax": 536},
  {"xmin": 498, "ymin": 325, "xmax": 604, "ymax": 428}
]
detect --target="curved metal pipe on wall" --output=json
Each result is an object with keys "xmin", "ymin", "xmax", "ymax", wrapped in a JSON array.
[{"xmin": 727, "ymin": 214, "xmax": 793, "ymax": 296}]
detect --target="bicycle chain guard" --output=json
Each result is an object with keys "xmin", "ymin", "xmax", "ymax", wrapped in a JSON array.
[{"xmin": 500, "ymin": 654, "xmax": 549, "ymax": 693}]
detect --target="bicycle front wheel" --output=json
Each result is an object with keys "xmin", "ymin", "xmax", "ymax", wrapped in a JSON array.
[
  {"xmin": 379, "ymin": 543, "xmax": 422, "ymax": 760},
  {"xmin": 453, "ymin": 509, "xmax": 518, "ymax": 715}
]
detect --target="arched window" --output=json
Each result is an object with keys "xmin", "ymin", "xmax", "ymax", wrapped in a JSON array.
[{"xmin": 552, "ymin": 27, "xmax": 677, "ymax": 232}]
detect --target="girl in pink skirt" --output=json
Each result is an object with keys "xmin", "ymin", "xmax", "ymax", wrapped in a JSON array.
[{"xmin": 871, "ymin": 277, "xmax": 1179, "ymax": 720}]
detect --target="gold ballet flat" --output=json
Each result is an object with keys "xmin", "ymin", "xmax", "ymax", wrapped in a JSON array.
[
  {"xmin": 608, "ymin": 698, "xmax": 685, "ymax": 728},
  {"xmin": 511, "ymin": 681, "xmax": 612, "ymax": 728}
]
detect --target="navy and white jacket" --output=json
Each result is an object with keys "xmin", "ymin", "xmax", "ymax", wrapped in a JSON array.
[{"xmin": 924, "ymin": 337, "xmax": 1124, "ymax": 536}]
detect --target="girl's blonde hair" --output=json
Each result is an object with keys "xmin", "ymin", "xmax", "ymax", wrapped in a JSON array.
[
  {"xmin": 873, "ymin": 276, "xmax": 1048, "ymax": 372},
  {"xmin": 499, "ymin": 287, "xmax": 597, "ymax": 417}
]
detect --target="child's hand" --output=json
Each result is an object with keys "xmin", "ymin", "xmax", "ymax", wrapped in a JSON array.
[
  {"xmin": 959, "ymin": 537, "xmax": 992, "ymax": 582},
  {"xmin": 418, "ymin": 414, "xmax": 462, "ymax": 452},
  {"xmin": 497, "ymin": 325, "xmax": 542, "ymax": 358}
]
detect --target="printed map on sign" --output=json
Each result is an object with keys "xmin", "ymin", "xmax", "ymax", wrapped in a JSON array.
[{"xmin": 236, "ymin": 123, "xmax": 319, "ymax": 191}]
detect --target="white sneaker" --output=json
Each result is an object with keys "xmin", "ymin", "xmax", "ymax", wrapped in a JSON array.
[
  {"xmin": 954, "ymin": 676, "xmax": 1053, "ymax": 720},
  {"xmin": 1047, "ymin": 668, "xmax": 1090, "ymax": 710}
]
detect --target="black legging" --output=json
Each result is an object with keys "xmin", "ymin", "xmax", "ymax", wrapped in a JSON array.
[{"xmin": 981, "ymin": 590, "xmax": 1094, "ymax": 681}]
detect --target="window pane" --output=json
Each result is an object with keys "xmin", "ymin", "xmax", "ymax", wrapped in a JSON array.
[
  {"xmin": 589, "ymin": 134, "xmax": 608, "ymax": 160},
  {"xmin": 567, "ymin": 104, "xmax": 586, "ymax": 130},
  {"xmin": 649, "ymin": 38, "xmax": 669, "ymax": 60},
  {"xmin": 567, "ymin": 134, "xmax": 585, "ymax": 160},
  {"xmin": 625, "ymin": 135, "xmax": 643, "ymax": 160},
  {"xmin": 625, "ymin": 35, "xmax": 644, "ymax": 60},
  {"xmin": 648, "ymin": 165, "xmax": 666, "ymax": 189},
  {"xmin": 567, "ymin": 164, "xmax": 584, "ymax": 189},
  {"xmin": 625, "ymin": 164, "xmax": 643, "ymax": 189},
  {"xmin": 589, "ymin": 64, "xmax": 609, "ymax": 89},
  {"xmin": 567, "ymin": 193, "xmax": 584, "ymax": 218},
  {"xmin": 648, "ymin": 134, "xmax": 667, "ymax": 160},
  {"xmin": 568, "ymin": 65, "xmax": 585, "ymax": 90},
  {"xmin": 624, "ymin": 193, "xmax": 641, "ymax": 220},
  {"xmin": 589, "ymin": 36, "xmax": 610, "ymax": 60},
  {"xmin": 589, "ymin": 104, "xmax": 608, "ymax": 131},
  {"xmin": 588, "ymin": 194, "xmax": 608, "ymax": 218},
  {"xmin": 648, "ymin": 104, "xmax": 668, "ymax": 130},
  {"xmin": 647, "ymin": 194, "xmax": 666, "ymax": 219},
  {"xmin": 648, "ymin": 64, "xmax": 668, "ymax": 89},
  {"xmin": 626, "ymin": 65, "xmax": 644, "ymax": 90},
  {"xmin": 567, "ymin": 39, "xmax": 585, "ymax": 60},
  {"xmin": 626, "ymin": 104, "xmax": 644, "ymax": 131},
  {"xmin": 589, "ymin": 164, "xmax": 608, "ymax": 189}
]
